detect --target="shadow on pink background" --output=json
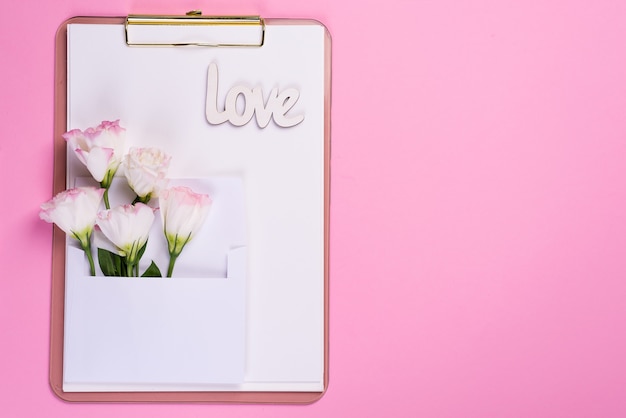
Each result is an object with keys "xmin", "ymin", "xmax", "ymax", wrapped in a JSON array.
[{"xmin": 1, "ymin": 1, "xmax": 626, "ymax": 417}]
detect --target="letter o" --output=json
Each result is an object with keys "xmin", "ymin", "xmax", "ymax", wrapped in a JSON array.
[{"xmin": 224, "ymin": 86, "xmax": 255, "ymax": 127}]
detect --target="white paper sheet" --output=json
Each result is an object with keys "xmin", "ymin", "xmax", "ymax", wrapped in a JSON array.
[{"xmin": 65, "ymin": 22, "xmax": 325, "ymax": 392}]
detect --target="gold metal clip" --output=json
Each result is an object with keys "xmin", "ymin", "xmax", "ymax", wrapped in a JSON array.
[{"xmin": 125, "ymin": 11, "xmax": 265, "ymax": 47}]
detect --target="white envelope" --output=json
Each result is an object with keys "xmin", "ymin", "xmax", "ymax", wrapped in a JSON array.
[{"xmin": 63, "ymin": 177, "xmax": 247, "ymax": 391}]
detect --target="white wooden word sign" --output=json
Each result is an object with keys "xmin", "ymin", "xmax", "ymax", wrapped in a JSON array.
[{"xmin": 205, "ymin": 63, "xmax": 305, "ymax": 128}]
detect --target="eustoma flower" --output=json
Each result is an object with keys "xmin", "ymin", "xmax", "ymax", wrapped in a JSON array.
[
  {"xmin": 122, "ymin": 147, "xmax": 171, "ymax": 204},
  {"xmin": 63, "ymin": 120, "xmax": 126, "ymax": 209},
  {"xmin": 159, "ymin": 186, "xmax": 212, "ymax": 277},
  {"xmin": 39, "ymin": 187, "xmax": 104, "ymax": 275},
  {"xmin": 96, "ymin": 203, "xmax": 155, "ymax": 277}
]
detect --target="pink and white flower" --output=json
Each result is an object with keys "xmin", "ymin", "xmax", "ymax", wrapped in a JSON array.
[
  {"xmin": 39, "ymin": 187, "xmax": 105, "ymax": 246},
  {"xmin": 40, "ymin": 187, "xmax": 104, "ymax": 275},
  {"xmin": 96, "ymin": 203, "xmax": 155, "ymax": 265},
  {"xmin": 63, "ymin": 120, "xmax": 126, "ymax": 185},
  {"xmin": 122, "ymin": 147, "xmax": 171, "ymax": 201},
  {"xmin": 159, "ymin": 186, "xmax": 212, "ymax": 276}
]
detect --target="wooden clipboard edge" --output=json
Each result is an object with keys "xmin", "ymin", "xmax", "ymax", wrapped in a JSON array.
[{"xmin": 49, "ymin": 16, "xmax": 331, "ymax": 404}]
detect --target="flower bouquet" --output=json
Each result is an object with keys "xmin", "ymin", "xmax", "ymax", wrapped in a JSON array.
[{"xmin": 40, "ymin": 120, "xmax": 212, "ymax": 278}]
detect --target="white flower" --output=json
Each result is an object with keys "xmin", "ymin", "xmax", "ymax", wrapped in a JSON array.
[
  {"xmin": 122, "ymin": 147, "xmax": 171, "ymax": 200},
  {"xmin": 96, "ymin": 203, "xmax": 155, "ymax": 265},
  {"xmin": 40, "ymin": 187, "xmax": 104, "ymax": 275},
  {"xmin": 39, "ymin": 187, "xmax": 105, "ymax": 247},
  {"xmin": 63, "ymin": 120, "xmax": 126, "ymax": 185},
  {"xmin": 160, "ymin": 186, "xmax": 212, "ymax": 256},
  {"xmin": 159, "ymin": 187, "xmax": 211, "ymax": 277}
]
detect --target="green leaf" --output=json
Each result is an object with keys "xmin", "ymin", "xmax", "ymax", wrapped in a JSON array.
[
  {"xmin": 141, "ymin": 261, "xmax": 162, "ymax": 277},
  {"xmin": 137, "ymin": 240, "xmax": 148, "ymax": 262},
  {"xmin": 98, "ymin": 248, "xmax": 124, "ymax": 276}
]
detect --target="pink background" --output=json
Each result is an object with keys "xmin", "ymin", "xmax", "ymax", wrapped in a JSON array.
[{"xmin": 2, "ymin": 0, "xmax": 626, "ymax": 417}]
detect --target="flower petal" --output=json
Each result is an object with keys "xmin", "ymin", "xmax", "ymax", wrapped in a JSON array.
[
  {"xmin": 63, "ymin": 121, "xmax": 126, "ymax": 184},
  {"xmin": 159, "ymin": 186, "xmax": 211, "ymax": 255},
  {"xmin": 39, "ymin": 187, "xmax": 105, "ymax": 240},
  {"xmin": 96, "ymin": 203, "xmax": 155, "ymax": 262},
  {"xmin": 78, "ymin": 147, "xmax": 114, "ymax": 183},
  {"xmin": 123, "ymin": 147, "xmax": 171, "ymax": 198}
]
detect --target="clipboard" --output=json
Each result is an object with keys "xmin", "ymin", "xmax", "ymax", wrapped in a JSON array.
[{"xmin": 49, "ymin": 13, "xmax": 330, "ymax": 403}]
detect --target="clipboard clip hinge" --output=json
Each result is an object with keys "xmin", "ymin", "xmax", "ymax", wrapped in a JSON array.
[{"xmin": 125, "ymin": 11, "xmax": 265, "ymax": 47}]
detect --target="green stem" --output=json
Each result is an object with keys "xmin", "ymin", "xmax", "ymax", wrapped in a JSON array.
[
  {"xmin": 167, "ymin": 253, "xmax": 179, "ymax": 278},
  {"xmin": 103, "ymin": 188, "xmax": 111, "ymax": 210},
  {"xmin": 83, "ymin": 242, "xmax": 95, "ymax": 276},
  {"xmin": 126, "ymin": 261, "xmax": 134, "ymax": 278}
]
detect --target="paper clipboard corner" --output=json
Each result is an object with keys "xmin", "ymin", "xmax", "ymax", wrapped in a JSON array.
[{"xmin": 49, "ymin": 375, "xmax": 70, "ymax": 403}]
